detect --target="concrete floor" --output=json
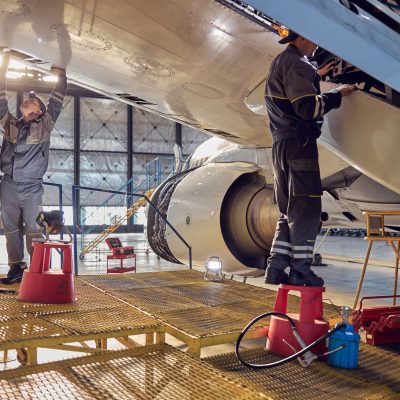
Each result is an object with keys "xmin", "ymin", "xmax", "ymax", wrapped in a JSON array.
[{"xmin": 0, "ymin": 232, "xmax": 398, "ymax": 367}]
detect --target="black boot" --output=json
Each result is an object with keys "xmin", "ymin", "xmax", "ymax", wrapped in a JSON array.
[
  {"xmin": 0, "ymin": 264, "xmax": 27, "ymax": 285},
  {"xmin": 265, "ymin": 267, "xmax": 289, "ymax": 285},
  {"xmin": 288, "ymin": 269, "xmax": 324, "ymax": 287}
]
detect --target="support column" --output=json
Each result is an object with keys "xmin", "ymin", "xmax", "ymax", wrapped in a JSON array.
[
  {"xmin": 73, "ymin": 94, "xmax": 81, "ymax": 228},
  {"xmin": 127, "ymin": 105, "xmax": 134, "ymax": 226},
  {"xmin": 16, "ymin": 91, "xmax": 23, "ymax": 118},
  {"xmin": 175, "ymin": 122, "xmax": 182, "ymax": 147}
]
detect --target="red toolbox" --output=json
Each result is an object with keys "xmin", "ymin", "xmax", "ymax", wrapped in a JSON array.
[
  {"xmin": 352, "ymin": 295, "xmax": 400, "ymax": 345},
  {"xmin": 105, "ymin": 237, "xmax": 136, "ymax": 274}
]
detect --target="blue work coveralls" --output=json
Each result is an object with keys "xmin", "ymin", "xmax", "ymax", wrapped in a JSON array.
[
  {"xmin": 264, "ymin": 44, "xmax": 342, "ymax": 274},
  {"xmin": 0, "ymin": 54, "xmax": 67, "ymax": 268}
]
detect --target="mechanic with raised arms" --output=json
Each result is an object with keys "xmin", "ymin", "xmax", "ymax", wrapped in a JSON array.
[{"xmin": 0, "ymin": 52, "xmax": 67, "ymax": 284}]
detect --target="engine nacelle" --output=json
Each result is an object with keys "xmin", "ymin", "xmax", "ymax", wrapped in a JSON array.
[{"xmin": 147, "ymin": 162, "xmax": 280, "ymax": 273}]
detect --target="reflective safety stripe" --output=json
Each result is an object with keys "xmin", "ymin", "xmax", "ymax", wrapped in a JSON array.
[
  {"xmin": 271, "ymin": 248, "xmax": 292, "ymax": 256},
  {"xmin": 272, "ymin": 240, "xmax": 292, "ymax": 249},
  {"xmin": 312, "ymin": 96, "xmax": 321, "ymax": 119},
  {"xmin": 292, "ymin": 245, "xmax": 314, "ymax": 251},
  {"xmin": 265, "ymin": 94, "xmax": 289, "ymax": 100},
  {"xmin": 292, "ymin": 253, "xmax": 312, "ymax": 259},
  {"xmin": 9, "ymin": 259, "xmax": 24, "ymax": 264},
  {"xmin": 291, "ymin": 93, "xmax": 315, "ymax": 103}
]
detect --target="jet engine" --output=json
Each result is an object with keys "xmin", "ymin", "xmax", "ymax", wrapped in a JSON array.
[{"xmin": 147, "ymin": 162, "xmax": 280, "ymax": 273}]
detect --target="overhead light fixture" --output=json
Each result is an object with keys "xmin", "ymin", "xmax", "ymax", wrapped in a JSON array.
[{"xmin": 204, "ymin": 256, "xmax": 223, "ymax": 282}]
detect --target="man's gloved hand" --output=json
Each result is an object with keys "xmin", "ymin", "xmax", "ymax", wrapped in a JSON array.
[
  {"xmin": 50, "ymin": 66, "xmax": 65, "ymax": 75},
  {"xmin": 317, "ymin": 59, "xmax": 339, "ymax": 77}
]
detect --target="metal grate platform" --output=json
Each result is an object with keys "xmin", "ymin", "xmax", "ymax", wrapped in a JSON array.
[
  {"xmin": 81, "ymin": 270, "xmax": 206, "ymax": 290},
  {"xmin": 80, "ymin": 271, "xmax": 339, "ymax": 357},
  {"xmin": 0, "ymin": 345, "xmax": 267, "ymax": 400},
  {"xmin": 206, "ymin": 343, "xmax": 400, "ymax": 400},
  {"xmin": 0, "ymin": 279, "xmax": 163, "ymax": 363}
]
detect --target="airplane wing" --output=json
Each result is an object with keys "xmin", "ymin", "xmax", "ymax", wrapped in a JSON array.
[
  {"xmin": 245, "ymin": 0, "xmax": 400, "ymax": 92},
  {"xmin": 0, "ymin": 0, "xmax": 282, "ymax": 148}
]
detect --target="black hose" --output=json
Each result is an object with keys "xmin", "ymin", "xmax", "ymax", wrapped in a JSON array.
[{"xmin": 235, "ymin": 311, "xmax": 346, "ymax": 369}]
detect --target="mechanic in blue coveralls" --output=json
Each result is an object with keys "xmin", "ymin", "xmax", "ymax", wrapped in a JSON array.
[
  {"xmin": 0, "ymin": 52, "xmax": 67, "ymax": 284},
  {"xmin": 264, "ymin": 30, "xmax": 355, "ymax": 287}
]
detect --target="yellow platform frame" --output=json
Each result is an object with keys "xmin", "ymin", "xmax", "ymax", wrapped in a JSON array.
[
  {"xmin": 0, "ymin": 279, "xmax": 164, "ymax": 366},
  {"xmin": 353, "ymin": 210, "xmax": 400, "ymax": 309}
]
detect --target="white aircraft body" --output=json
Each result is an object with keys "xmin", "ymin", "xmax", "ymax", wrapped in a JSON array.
[{"xmin": 1, "ymin": 0, "xmax": 400, "ymax": 274}]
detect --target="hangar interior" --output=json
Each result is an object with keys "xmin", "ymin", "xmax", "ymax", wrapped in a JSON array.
[
  {"xmin": 1, "ymin": 58, "xmax": 209, "ymax": 226},
  {"xmin": 0, "ymin": 1, "xmax": 400, "ymax": 399}
]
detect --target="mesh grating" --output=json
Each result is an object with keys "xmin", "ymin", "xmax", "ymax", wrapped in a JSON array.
[
  {"xmin": 0, "ymin": 345, "xmax": 267, "ymax": 400},
  {"xmin": 81, "ymin": 272, "xmax": 338, "ymax": 318},
  {"xmin": 0, "ymin": 317, "xmax": 70, "ymax": 344},
  {"xmin": 162, "ymin": 282, "xmax": 256, "ymax": 306},
  {"xmin": 40, "ymin": 305, "xmax": 161, "ymax": 335},
  {"xmin": 206, "ymin": 344, "xmax": 400, "ymax": 400},
  {"xmin": 159, "ymin": 306, "xmax": 266, "ymax": 336},
  {"xmin": 21, "ymin": 280, "xmax": 122, "ymax": 316},
  {"xmin": 81, "ymin": 271, "xmax": 340, "ymax": 338},
  {"xmin": 0, "ymin": 297, "xmax": 25, "ymax": 322},
  {"xmin": 80, "ymin": 270, "xmax": 206, "ymax": 290},
  {"xmin": 110, "ymin": 287, "xmax": 206, "ymax": 316},
  {"xmin": 0, "ymin": 279, "xmax": 161, "ymax": 349}
]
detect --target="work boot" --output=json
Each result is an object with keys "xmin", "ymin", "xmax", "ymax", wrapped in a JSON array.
[
  {"xmin": 288, "ymin": 269, "xmax": 324, "ymax": 287},
  {"xmin": 265, "ymin": 267, "xmax": 289, "ymax": 285},
  {"xmin": 0, "ymin": 264, "xmax": 27, "ymax": 285}
]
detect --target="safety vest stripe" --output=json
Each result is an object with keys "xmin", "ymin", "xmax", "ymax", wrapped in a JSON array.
[
  {"xmin": 292, "ymin": 245, "xmax": 314, "ymax": 251},
  {"xmin": 290, "ymin": 93, "xmax": 316, "ymax": 103},
  {"xmin": 271, "ymin": 248, "xmax": 292, "ymax": 256},
  {"xmin": 265, "ymin": 94, "xmax": 290, "ymax": 100},
  {"xmin": 272, "ymin": 240, "xmax": 292, "ymax": 249}
]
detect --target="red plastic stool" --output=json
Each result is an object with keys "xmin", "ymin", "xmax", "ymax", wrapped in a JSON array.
[
  {"xmin": 266, "ymin": 284, "xmax": 329, "ymax": 357},
  {"xmin": 18, "ymin": 241, "xmax": 75, "ymax": 304}
]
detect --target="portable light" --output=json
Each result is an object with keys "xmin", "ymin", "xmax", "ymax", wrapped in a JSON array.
[{"xmin": 204, "ymin": 256, "xmax": 223, "ymax": 282}]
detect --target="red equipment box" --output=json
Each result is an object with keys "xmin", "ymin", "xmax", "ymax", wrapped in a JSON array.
[
  {"xmin": 352, "ymin": 295, "xmax": 400, "ymax": 345},
  {"xmin": 105, "ymin": 237, "xmax": 136, "ymax": 274}
]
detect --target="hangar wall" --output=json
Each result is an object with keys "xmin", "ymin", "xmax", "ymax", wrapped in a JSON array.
[{"xmin": 0, "ymin": 87, "xmax": 209, "ymax": 223}]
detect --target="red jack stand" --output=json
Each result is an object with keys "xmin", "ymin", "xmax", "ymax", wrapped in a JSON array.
[
  {"xmin": 266, "ymin": 285, "xmax": 329, "ymax": 357},
  {"xmin": 18, "ymin": 241, "xmax": 75, "ymax": 304}
]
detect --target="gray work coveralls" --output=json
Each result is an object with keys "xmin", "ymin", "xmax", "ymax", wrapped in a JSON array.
[
  {"xmin": 265, "ymin": 44, "xmax": 341, "ymax": 274},
  {"xmin": 0, "ymin": 56, "xmax": 67, "ymax": 268}
]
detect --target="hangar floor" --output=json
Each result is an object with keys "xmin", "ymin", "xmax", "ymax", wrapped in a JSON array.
[
  {"xmin": 0, "ymin": 232, "xmax": 396, "ymax": 308},
  {"xmin": 0, "ymin": 233, "xmax": 398, "ymax": 363},
  {"xmin": 0, "ymin": 234, "xmax": 399, "ymax": 399}
]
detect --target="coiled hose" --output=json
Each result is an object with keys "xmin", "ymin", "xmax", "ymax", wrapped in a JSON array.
[{"xmin": 235, "ymin": 311, "xmax": 346, "ymax": 369}]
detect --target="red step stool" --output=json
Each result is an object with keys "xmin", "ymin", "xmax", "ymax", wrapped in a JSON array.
[
  {"xmin": 352, "ymin": 295, "xmax": 400, "ymax": 345},
  {"xmin": 266, "ymin": 285, "xmax": 329, "ymax": 357},
  {"xmin": 18, "ymin": 241, "xmax": 75, "ymax": 304},
  {"xmin": 105, "ymin": 237, "xmax": 136, "ymax": 274}
]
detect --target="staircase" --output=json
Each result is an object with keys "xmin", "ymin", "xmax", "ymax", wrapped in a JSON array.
[
  {"xmin": 78, "ymin": 157, "xmax": 173, "ymax": 260},
  {"xmin": 79, "ymin": 191, "xmax": 153, "ymax": 260}
]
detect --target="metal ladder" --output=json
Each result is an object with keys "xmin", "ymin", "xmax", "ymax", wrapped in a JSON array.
[
  {"xmin": 78, "ymin": 157, "xmax": 172, "ymax": 260},
  {"xmin": 79, "ymin": 193, "xmax": 152, "ymax": 260}
]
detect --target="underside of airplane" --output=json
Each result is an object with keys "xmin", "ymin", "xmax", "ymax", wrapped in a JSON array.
[{"xmin": 1, "ymin": 0, "xmax": 400, "ymax": 274}]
